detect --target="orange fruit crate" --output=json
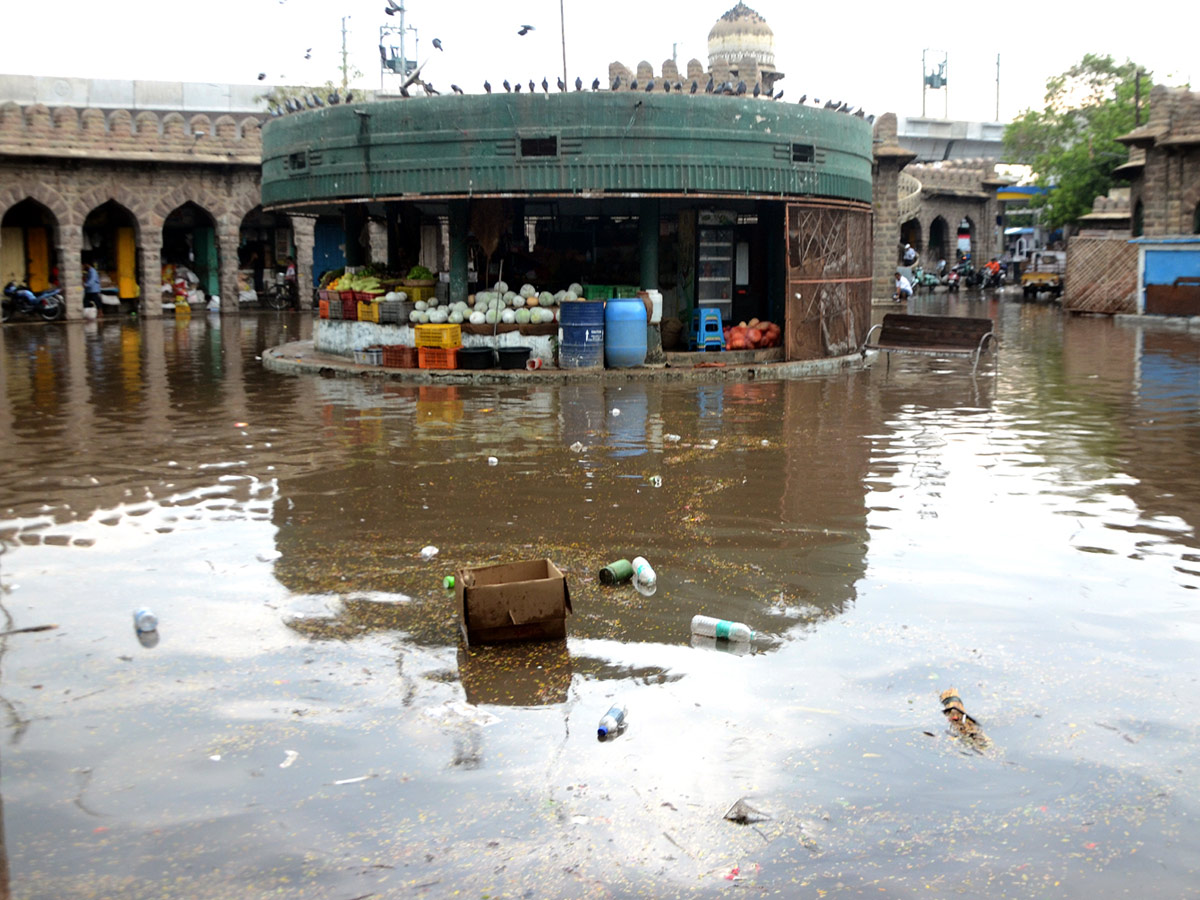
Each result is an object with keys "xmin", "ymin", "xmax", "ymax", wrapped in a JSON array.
[
  {"xmin": 318, "ymin": 299, "xmax": 329, "ymax": 319},
  {"xmin": 382, "ymin": 345, "xmax": 419, "ymax": 368},
  {"xmin": 418, "ymin": 347, "xmax": 458, "ymax": 370},
  {"xmin": 414, "ymin": 323, "xmax": 462, "ymax": 349}
]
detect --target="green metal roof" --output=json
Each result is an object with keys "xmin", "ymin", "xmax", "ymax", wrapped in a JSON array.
[{"xmin": 261, "ymin": 93, "xmax": 872, "ymax": 210}]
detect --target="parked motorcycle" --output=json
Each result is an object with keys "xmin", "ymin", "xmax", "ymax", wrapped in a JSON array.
[
  {"xmin": 945, "ymin": 268, "xmax": 961, "ymax": 292},
  {"xmin": 955, "ymin": 262, "xmax": 982, "ymax": 288},
  {"xmin": 910, "ymin": 265, "xmax": 941, "ymax": 292},
  {"xmin": 3, "ymin": 282, "xmax": 64, "ymax": 322}
]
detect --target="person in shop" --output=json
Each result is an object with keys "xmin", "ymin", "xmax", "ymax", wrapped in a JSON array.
[
  {"xmin": 249, "ymin": 248, "xmax": 265, "ymax": 293},
  {"xmin": 83, "ymin": 261, "xmax": 103, "ymax": 315},
  {"xmin": 284, "ymin": 256, "xmax": 299, "ymax": 308},
  {"xmin": 893, "ymin": 271, "xmax": 913, "ymax": 302},
  {"xmin": 902, "ymin": 243, "xmax": 917, "ymax": 265}
]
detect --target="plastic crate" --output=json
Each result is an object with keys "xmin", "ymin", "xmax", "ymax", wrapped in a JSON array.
[
  {"xmin": 358, "ymin": 301, "xmax": 381, "ymax": 323},
  {"xmin": 318, "ymin": 299, "xmax": 329, "ymax": 319},
  {"xmin": 327, "ymin": 297, "xmax": 343, "ymax": 319},
  {"xmin": 414, "ymin": 323, "xmax": 462, "ymax": 348},
  {"xmin": 406, "ymin": 285, "xmax": 436, "ymax": 304},
  {"xmin": 418, "ymin": 347, "xmax": 458, "ymax": 370},
  {"xmin": 582, "ymin": 284, "xmax": 613, "ymax": 300},
  {"xmin": 379, "ymin": 299, "xmax": 413, "ymax": 324},
  {"xmin": 612, "ymin": 284, "xmax": 640, "ymax": 298},
  {"xmin": 341, "ymin": 298, "xmax": 358, "ymax": 321},
  {"xmin": 381, "ymin": 345, "xmax": 419, "ymax": 368},
  {"xmin": 340, "ymin": 290, "xmax": 356, "ymax": 302},
  {"xmin": 352, "ymin": 347, "xmax": 383, "ymax": 366}
]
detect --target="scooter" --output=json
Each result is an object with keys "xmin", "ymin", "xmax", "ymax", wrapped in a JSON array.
[
  {"xmin": 980, "ymin": 268, "xmax": 1004, "ymax": 289},
  {"xmin": 910, "ymin": 265, "xmax": 941, "ymax": 292},
  {"xmin": 3, "ymin": 282, "xmax": 64, "ymax": 322},
  {"xmin": 945, "ymin": 268, "xmax": 961, "ymax": 292}
]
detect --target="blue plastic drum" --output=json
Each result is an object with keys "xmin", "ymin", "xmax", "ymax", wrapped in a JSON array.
[
  {"xmin": 604, "ymin": 298, "xmax": 647, "ymax": 368},
  {"xmin": 560, "ymin": 301, "xmax": 605, "ymax": 368}
]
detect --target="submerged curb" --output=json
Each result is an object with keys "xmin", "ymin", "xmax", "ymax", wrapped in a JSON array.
[{"xmin": 262, "ymin": 341, "xmax": 873, "ymax": 384}]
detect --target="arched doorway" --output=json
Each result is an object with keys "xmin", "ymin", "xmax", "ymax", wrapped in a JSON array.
[
  {"xmin": 928, "ymin": 216, "xmax": 949, "ymax": 266},
  {"xmin": 2, "ymin": 199, "xmax": 60, "ymax": 291},
  {"xmin": 899, "ymin": 218, "xmax": 922, "ymax": 262},
  {"xmin": 956, "ymin": 217, "xmax": 975, "ymax": 262},
  {"xmin": 162, "ymin": 202, "xmax": 219, "ymax": 301},
  {"xmin": 239, "ymin": 206, "xmax": 294, "ymax": 302},
  {"xmin": 83, "ymin": 200, "xmax": 140, "ymax": 310}
]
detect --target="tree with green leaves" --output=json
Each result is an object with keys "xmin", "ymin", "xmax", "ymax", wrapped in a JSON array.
[{"xmin": 1004, "ymin": 54, "xmax": 1149, "ymax": 230}]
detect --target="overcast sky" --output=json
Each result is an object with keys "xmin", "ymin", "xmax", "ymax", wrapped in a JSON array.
[{"xmin": 7, "ymin": 0, "xmax": 1193, "ymax": 122}]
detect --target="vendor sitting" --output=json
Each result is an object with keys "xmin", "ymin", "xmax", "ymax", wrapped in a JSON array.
[{"xmin": 893, "ymin": 271, "xmax": 913, "ymax": 302}]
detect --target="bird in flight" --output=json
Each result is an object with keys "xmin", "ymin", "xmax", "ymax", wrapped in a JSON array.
[
  {"xmin": 384, "ymin": 0, "xmax": 399, "ymax": 15},
  {"xmin": 432, "ymin": 38, "xmax": 443, "ymax": 51},
  {"xmin": 257, "ymin": 72, "xmax": 266, "ymax": 81},
  {"xmin": 517, "ymin": 24, "xmax": 534, "ymax": 36},
  {"xmin": 304, "ymin": 48, "xmax": 312, "ymax": 60}
]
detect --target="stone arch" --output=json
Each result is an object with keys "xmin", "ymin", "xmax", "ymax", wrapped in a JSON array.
[
  {"xmin": 899, "ymin": 218, "xmax": 922, "ymax": 256},
  {"xmin": 162, "ymin": 112, "xmax": 186, "ymax": 139},
  {"xmin": 108, "ymin": 109, "xmax": 133, "ymax": 138},
  {"xmin": 928, "ymin": 215, "xmax": 950, "ymax": 263},
  {"xmin": 135, "ymin": 110, "xmax": 160, "ymax": 137},
  {"xmin": 188, "ymin": 113, "xmax": 212, "ymax": 138},
  {"xmin": 161, "ymin": 200, "xmax": 222, "ymax": 297},
  {"xmin": 0, "ymin": 185, "xmax": 72, "ymax": 231},
  {"xmin": 80, "ymin": 108, "xmax": 107, "ymax": 135},
  {"xmin": 153, "ymin": 186, "xmax": 231, "ymax": 230},
  {"xmin": 213, "ymin": 115, "xmax": 237, "ymax": 139},
  {"xmin": 25, "ymin": 103, "xmax": 51, "ymax": 132},
  {"xmin": 75, "ymin": 185, "xmax": 151, "ymax": 235},
  {"xmin": 1, "ymin": 197, "xmax": 61, "ymax": 291},
  {"xmin": 52, "ymin": 106, "xmax": 78, "ymax": 133},
  {"xmin": 957, "ymin": 216, "xmax": 976, "ymax": 260},
  {"xmin": 238, "ymin": 116, "xmax": 261, "ymax": 141},
  {"xmin": 0, "ymin": 101, "xmax": 22, "ymax": 132}
]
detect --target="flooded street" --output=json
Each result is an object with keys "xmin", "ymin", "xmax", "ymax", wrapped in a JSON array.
[{"xmin": 1, "ymin": 298, "xmax": 1199, "ymax": 899}]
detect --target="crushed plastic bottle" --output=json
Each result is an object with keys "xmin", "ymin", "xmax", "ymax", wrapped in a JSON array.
[
  {"xmin": 691, "ymin": 614, "xmax": 755, "ymax": 642},
  {"xmin": 569, "ymin": 441, "xmax": 586, "ymax": 453},
  {"xmin": 419, "ymin": 545, "xmax": 439, "ymax": 560},
  {"xmin": 631, "ymin": 556, "xmax": 657, "ymax": 591},
  {"xmin": 597, "ymin": 703, "xmax": 628, "ymax": 738},
  {"xmin": 133, "ymin": 607, "xmax": 158, "ymax": 633}
]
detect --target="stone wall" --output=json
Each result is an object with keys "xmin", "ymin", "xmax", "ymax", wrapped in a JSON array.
[{"xmin": 1134, "ymin": 87, "xmax": 1200, "ymax": 236}]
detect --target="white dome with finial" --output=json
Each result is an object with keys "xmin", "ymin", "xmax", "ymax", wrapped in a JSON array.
[{"xmin": 707, "ymin": 2, "xmax": 776, "ymax": 71}]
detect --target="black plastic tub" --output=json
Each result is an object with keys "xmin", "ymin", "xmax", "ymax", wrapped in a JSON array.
[
  {"xmin": 456, "ymin": 347, "xmax": 495, "ymax": 369},
  {"xmin": 497, "ymin": 346, "xmax": 532, "ymax": 369}
]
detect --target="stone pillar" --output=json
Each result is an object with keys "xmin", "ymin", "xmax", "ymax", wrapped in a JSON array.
[
  {"xmin": 290, "ymin": 215, "xmax": 316, "ymax": 306},
  {"xmin": 448, "ymin": 199, "xmax": 468, "ymax": 303},
  {"xmin": 638, "ymin": 198, "xmax": 660, "ymax": 291},
  {"xmin": 871, "ymin": 114, "xmax": 917, "ymax": 299},
  {"xmin": 137, "ymin": 239, "xmax": 161, "ymax": 318},
  {"xmin": 58, "ymin": 227, "xmax": 84, "ymax": 320},
  {"xmin": 217, "ymin": 225, "xmax": 240, "ymax": 314},
  {"xmin": 343, "ymin": 203, "xmax": 367, "ymax": 268}
]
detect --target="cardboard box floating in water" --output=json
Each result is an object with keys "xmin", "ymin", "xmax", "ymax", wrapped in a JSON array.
[{"xmin": 457, "ymin": 558, "xmax": 572, "ymax": 646}]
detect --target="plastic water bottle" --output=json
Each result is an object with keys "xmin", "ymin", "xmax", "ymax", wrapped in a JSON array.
[
  {"xmin": 133, "ymin": 607, "xmax": 158, "ymax": 633},
  {"xmin": 631, "ymin": 556, "xmax": 657, "ymax": 590},
  {"xmin": 597, "ymin": 703, "xmax": 628, "ymax": 738},
  {"xmin": 691, "ymin": 614, "xmax": 754, "ymax": 642}
]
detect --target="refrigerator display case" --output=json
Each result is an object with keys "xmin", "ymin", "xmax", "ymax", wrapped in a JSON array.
[{"xmin": 697, "ymin": 210, "xmax": 735, "ymax": 323}]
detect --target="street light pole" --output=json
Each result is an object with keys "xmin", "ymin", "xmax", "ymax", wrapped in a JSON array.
[{"xmin": 341, "ymin": 16, "xmax": 351, "ymax": 91}]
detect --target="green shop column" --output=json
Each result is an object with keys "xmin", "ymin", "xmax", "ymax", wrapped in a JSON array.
[
  {"xmin": 639, "ymin": 198, "xmax": 660, "ymax": 291},
  {"xmin": 448, "ymin": 199, "xmax": 468, "ymax": 303}
]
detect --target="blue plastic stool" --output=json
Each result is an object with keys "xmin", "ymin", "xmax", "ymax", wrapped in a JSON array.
[{"xmin": 691, "ymin": 307, "xmax": 724, "ymax": 351}]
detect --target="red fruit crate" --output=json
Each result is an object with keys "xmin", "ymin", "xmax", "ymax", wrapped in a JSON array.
[
  {"xmin": 341, "ymin": 297, "xmax": 358, "ymax": 321},
  {"xmin": 418, "ymin": 347, "xmax": 458, "ymax": 370},
  {"xmin": 381, "ymin": 345, "xmax": 419, "ymax": 368}
]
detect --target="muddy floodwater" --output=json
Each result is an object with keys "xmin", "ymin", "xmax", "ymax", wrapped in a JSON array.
[{"xmin": 1, "ymin": 297, "xmax": 1199, "ymax": 899}]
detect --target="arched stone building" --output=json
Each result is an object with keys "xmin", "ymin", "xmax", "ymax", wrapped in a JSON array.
[{"xmin": 0, "ymin": 100, "xmax": 315, "ymax": 319}]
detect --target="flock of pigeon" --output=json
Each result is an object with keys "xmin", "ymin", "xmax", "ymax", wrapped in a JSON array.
[
  {"xmin": 267, "ymin": 16, "xmax": 871, "ymax": 123},
  {"xmin": 268, "ymin": 89, "xmax": 354, "ymax": 117}
]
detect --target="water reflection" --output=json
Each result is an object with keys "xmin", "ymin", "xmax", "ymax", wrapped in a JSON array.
[{"xmin": 1, "ymin": 305, "xmax": 1200, "ymax": 899}]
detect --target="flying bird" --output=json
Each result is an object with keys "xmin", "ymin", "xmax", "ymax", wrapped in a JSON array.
[
  {"xmin": 484, "ymin": 80, "xmax": 492, "ymax": 93},
  {"xmin": 592, "ymin": 78, "xmax": 600, "ymax": 91},
  {"xmin": 257, "ymin": 72, "xmax": 266, "ymax": 81},
  {"xmin": 304, "ymin": 48, "xmax": 312, "ymax": 60},
  {"xmin": 385, "ymin": 0, "xmax": 400, "ymax": 14},
  {"xmin": 517, "ymin": 24, "xmax": 534, "ymax": 36},
  {"xmin": 432, "ymin": 38, "xmax": 443, "ymax": 51},
  {"xmin": 503, "ymin": 79, "xmax": 511, "ymax": 92},
  {"xmin": 451, "ymin": 84, "xmax": 463, "ymax": 94}
]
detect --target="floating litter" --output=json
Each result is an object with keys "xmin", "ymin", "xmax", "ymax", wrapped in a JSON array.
[
  {"xmin": 487, "ymin": 456, "xmax": 499, "ymax": 466},
  {"xmin": 419, "ymin": 545, "xmax": 439, "ymax": 560}
]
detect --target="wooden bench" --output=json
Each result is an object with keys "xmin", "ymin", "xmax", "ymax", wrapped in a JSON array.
[{"xmin": 861, "ymin": 314, "xmax": 996, "ymax": 373}]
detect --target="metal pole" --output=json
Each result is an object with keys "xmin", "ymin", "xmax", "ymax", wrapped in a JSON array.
[
  {"xmin": 943, "ymin": 53, "xmax": 948, "ymax": 119},
  {"xmin": 341, "ymin": 16, "xmax": 350, "ymax": 91},
  {"xmin": 922, "ymin": 49, "xmax": 926, "ymax": 117},
  {"xmin": 560, "ymin": 0, "xmax": 568, "ymax": 93},
  {"xmin": 995, "ymin": 53, "xmax": 1000, "ymax": 121}
]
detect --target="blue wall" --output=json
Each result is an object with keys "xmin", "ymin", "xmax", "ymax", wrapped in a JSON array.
[{"xmin": 1144, "ymin": 249, "xmax": 1200, "ymax": 286}]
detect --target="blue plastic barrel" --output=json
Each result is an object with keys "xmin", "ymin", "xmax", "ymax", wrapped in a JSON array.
[
  {"xmin": 604, "ymin": 298, "xmax": 647, "ymax": 368},
  {"xmin": 560, "ymin": 301, "xmax": 605, "ymax": 368}
]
